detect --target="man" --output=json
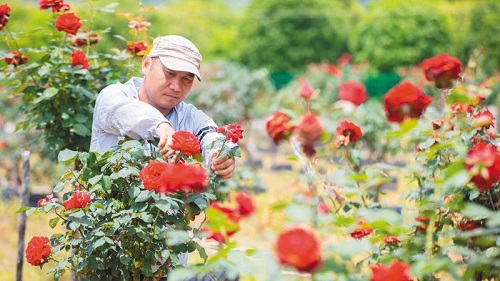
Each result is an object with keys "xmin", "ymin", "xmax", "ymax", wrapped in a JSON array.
[{"xmin": 90, "ymin": 35, "xmax": 236, "ymax": 179}]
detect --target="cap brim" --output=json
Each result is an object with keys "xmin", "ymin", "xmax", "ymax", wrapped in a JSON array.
[{"xmin": 158, "ymin": 56, "xmax": 201, "ymax": 81}]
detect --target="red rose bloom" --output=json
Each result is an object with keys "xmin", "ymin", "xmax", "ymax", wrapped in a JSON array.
[
  {"xmin": 275, "ymin": 226, "xmax": 322, "ymax": 273},
  {"xmin": 0, "ymin": 3, "xmax": 11, "ymax": 31},
  {"xmin": 336, "ymin": 52, "xmax": 352, "ymax": 66},
  {"xmin": 328, "ymin": 64, "xmax": 342, "ymax": 77},
  {"xmin": 338, "ymin": 81, "xmax": 368, "ymax": 106},
  {"xmin": 62, "ymin": 191, "xmax": 91, "ymax": 210},
  {"xmin": 26, "ymin": 236, "xmax": 51, "ymax": 266},
  {"xmin": 126, "ymin": 41, "xmax": 148, "ymax": 56},
  {"xmin": 216, "ymin": 124, "xmax": 244, "ymax": 143},
  {"xmin": 383, "ymin": 235, "xmax": 401, "ymax": 244},
  {"xmin": 37, "ymin": 194, "xmax": 58, "ymax": 207},
  {"xmin": 383, "ymin": 80, "xmax": 433, "ymax": 123},
  {"xmin": 299, "ymin": 81, "xmax": 315, "ymax": 100},
  {"xmin": 457, "ymin": 219, "xmax": 482, "ymax": 232},
  {"xmin": 156, "ymin": 163, "xmax": 208, "ymax": 194},
  {"xmin": 296, "ymin": 113, "xmax": 323, "ymax": 145},
  {"xmin": 140, "ymin": 161, "xmax": 168, "ymax": 191},
  {"xmin": 234, "ymin": 191, "xmax": 255, "ymax": 217},
  {"xmin": 4, "ymin": 50, "xmax": 29, "ymax": 66},
  {"xmin": 420, "ymin": 53, "xmax": 462, "ymax": 89},
  {"xmin": 472, "ymin": 109, "xmax": 495, "ymax": 130},
  {"xmin": 72, "ymin": 30, "xmax": 100, "ymax": 47},
  {"xmin": 70, "ymin": 49, "xmax": 89, "ymax": 69},
  {"xmin": 203, "ymin": 201, "xmax": 241, "ymax": 243},
  {"xmin": 350, "ymin": 220, "xmax": 373, "ymax": 239},
  {"xmin": 335, "ymin": 120, "xmax": 363, "ymax": 147},
  {"xmin": 265, "ymin": 110, "xmax": 295, "ymax": 145},
  {"xmin": 55, "ymin": 13, "xmax": 82, "ymax": 35},
  {"xmin": 465, "ymin": 142, "xmax": 500, "ymax": 191},
  {"xmin": 40, "ymin": 0, "xmax": 70, "ymax": 13},
  {"xmin": 170, "ymin": 131, "xmax": 201, "ymax": 156},
  {"xmin": 371, "ymin": 260, "xmax": 412, "ymax": 281}
]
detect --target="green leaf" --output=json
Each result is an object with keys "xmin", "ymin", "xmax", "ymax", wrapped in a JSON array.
[
  {"xmin": 53, "ymin": 182, "xmax": 65, "ymax": 193},
  {"xmin": 119, "ymin": 253, "xmax": 131, "ymax": 265},
  {"xmin": 487, "ymin": 212, "xmax": 500, "ymax": 228},
  {"xmin": 88, "ymin": 175, "xmax": 102, "ymax": 186},
  {"xmin": 49, "ymin": 217, "xmax": 60, "ymax": 229},
  {"xmin": 462, "ymin": 203, "xmax": 493, "ymax": 219},
  {"xmin": 101, "ymin": 176, "xmax": 112, "ymax": 192},
  {"xmin": 165, "ymin": 230, "xmax": 191, "ymax": 245},
  {"xmin": 386, "ymin": 118, "xmax": 418, "ymax": 137},
  {"xmin": 135, "ymin": 190, "xmax": 151, "ymax": 203},
  {"xmin": 16, "ymin": 206, "xmax": 31, "ymax": 213},
  {"xmin": 58, "ymin": 149, "xmax": 78, "ymax": 165},
  {"xmin": 73, "ymin": 123, "xmax": 91, "ymax": 137}
]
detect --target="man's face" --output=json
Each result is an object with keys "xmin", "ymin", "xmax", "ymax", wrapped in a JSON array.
[{"xmin": 142, "ymin": 57, "xmax": 195, "ymax": 115}]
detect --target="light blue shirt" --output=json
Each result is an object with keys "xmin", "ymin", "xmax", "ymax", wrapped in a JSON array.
[{"xmin": 90, "ymin": 77, "xmax": 221, "ymax": 162}]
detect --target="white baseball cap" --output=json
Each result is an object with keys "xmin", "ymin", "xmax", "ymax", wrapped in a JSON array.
[{"xmin": 148, "ymin": 35, "xmax": 202, "ymax": 81}]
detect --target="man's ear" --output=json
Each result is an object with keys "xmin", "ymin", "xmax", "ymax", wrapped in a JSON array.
[{"xmin": 142, "ymin": 56, "xmax": 153, "ymax": 74}]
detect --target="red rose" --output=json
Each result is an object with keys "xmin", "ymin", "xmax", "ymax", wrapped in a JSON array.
[
  {"xmin": 25, "ymin": 236, "xmax": 51, "ymax": 266},
  {"xmin": 335, "ymin": 120, "xmax": 363, "ymax": 147},
  {"xmin": 465, "ymin": 142, "xmax": 500, "ymax": 191},
  {"xmin": 328, "ymin": 64, "xmax": 342, "ymax": 77},
  {"xmin": 170, "ymin": 131, "xmax": 201, "ymax": 156},
  {"xmin": 234, "ymin": 191, "xmax": 255, "ymax": 217},
  {"xmin": 203, "ymin": 201, "xmax": 240, "ymax": 243},
  {"xmin": 472, "ymin": 109, "xmax": 495, "ymax": 130},
  {"xmin": 299, "ymin": 81, "xmax": 315, "ymax": 100},
  {"xmin": 0, "ymin": 3, "xmax": 11, "ymax": 31},
  {"xmin": 383, "ymin": 80, "xmax": 433, "ymax": 123},
  {"xmin": 457, "ymin": 219, "xmax": 482, "ymax": 232},
  {"xmin": 371, "ymin": 260, "xmax": 412, "ymax": 281},
  {"xmin": 336, "ymin": 52, "xmax": 352, "ymax": 66},
  {"xmin": 4, "ymin": 50, "xmax": 29, "ymax": 66},
  {"xmin": 40, "ymin": 0, "xmax": 70, "ymax": 12},
  {"xmin": 39, "ymin": 0, "xmax": 62, "ymax": 10},
  {"xmin": 139, "ymin": 161, "xmax": 169, "ymax": 191},
  {"xmin": 296, "ymin": 113, "xmax": 323, "ymax": 145},
  {"xmin": 275, "ymin": 226, "xmax": 322, "ymax": 273},
  {"xmin": 55, "ymin": 13, "xmax": 82, "ymax": 35},
  {"xmin": 37, "ymin": 194, "xmax": 58, "ymax": 207},
  {"xmin": 217, "ymin": 124, "xmax": 244, "ymax": 143},
  {"xmin": 70, "ymin": 49, "xmax": 89, "ymax": 69},
  {"xmin": 156, "ymin": 163, "xmax": 208, "ymax": 194},
  {"xmin": 338, "ymin": 81, "xmax": 368, "ymax": 106},
  {"xmin": 72, "ymin": 30, "xmax": 100, "ymax": 47},
  {"xmin": 62, "ymin": 191, "xmax": 91, "ymax": 210},
  {"xmin": 420, "ymin": 53, "xmax": 462, "ymax": 89},
  {"xmin": 126, "ymin": 41, "xmax": 148, "ymax": 56},
  {"xmin": 265, "ymin": 110, "xmax": 295, "ymax": 145},
  {"xmin": 350, "ymin": 220, "xmax": 373, "ymax": 239},
  {"xmin": 383, "ymin": 235, "xmax": 400, "ymax": 244}
]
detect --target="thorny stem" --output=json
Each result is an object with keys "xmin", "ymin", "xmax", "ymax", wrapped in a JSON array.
[{"xmin": 488, "ymin": 190, "xmax": 497, "ymax": 211}]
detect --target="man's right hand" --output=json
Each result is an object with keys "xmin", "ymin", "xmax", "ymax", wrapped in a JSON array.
[{"xmin": 156, "ymin": 122, "xmax": 176, "ymax": 160}]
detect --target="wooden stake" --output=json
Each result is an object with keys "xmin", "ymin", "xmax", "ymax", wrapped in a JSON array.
[{"xmin": 16, "ymin": 150, "xmax": 30, "ymax": 281}]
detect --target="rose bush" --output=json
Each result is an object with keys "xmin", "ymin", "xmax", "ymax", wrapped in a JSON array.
[
  {"xmin": 20, "ymin": 126, "xmax": 244, "ymax": 280},
  {"xmin": 167, "ymin": 53, "xmax": 499, "ymax": 281}
]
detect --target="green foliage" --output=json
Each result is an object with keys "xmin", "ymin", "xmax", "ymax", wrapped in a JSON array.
[
  {"xmin": 0, "ymin": 2, "xmax": 139, "ymax": 156},
  {"xmin": 349, "ymin": 0, "xmax": 454, "ymax": 71},
  {"xmin": 466, "ymin": 0, "xmax": 500, "ymax": 72},
  {"xmin": 235, "ymin": 0, "xmax": 351, "ymax": 72},
  {"xmin": 186, "ymin": 60, "xmax": 274, "ymax": 124}
]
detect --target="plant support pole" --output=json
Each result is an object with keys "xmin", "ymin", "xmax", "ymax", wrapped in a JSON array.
[{"xmin": 16, "ymin": 150, "xmax": 30, "ymax": 281}]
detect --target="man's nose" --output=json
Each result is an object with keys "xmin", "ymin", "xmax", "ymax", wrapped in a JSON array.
[{"xmin": 168, "ymin": 77, "xmax": 182, "ymax": 92}]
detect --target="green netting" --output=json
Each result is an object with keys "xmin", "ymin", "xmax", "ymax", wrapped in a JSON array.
[{"xmin": 363, "ymin": 72, "xmax": 402, "ymax": 99}]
